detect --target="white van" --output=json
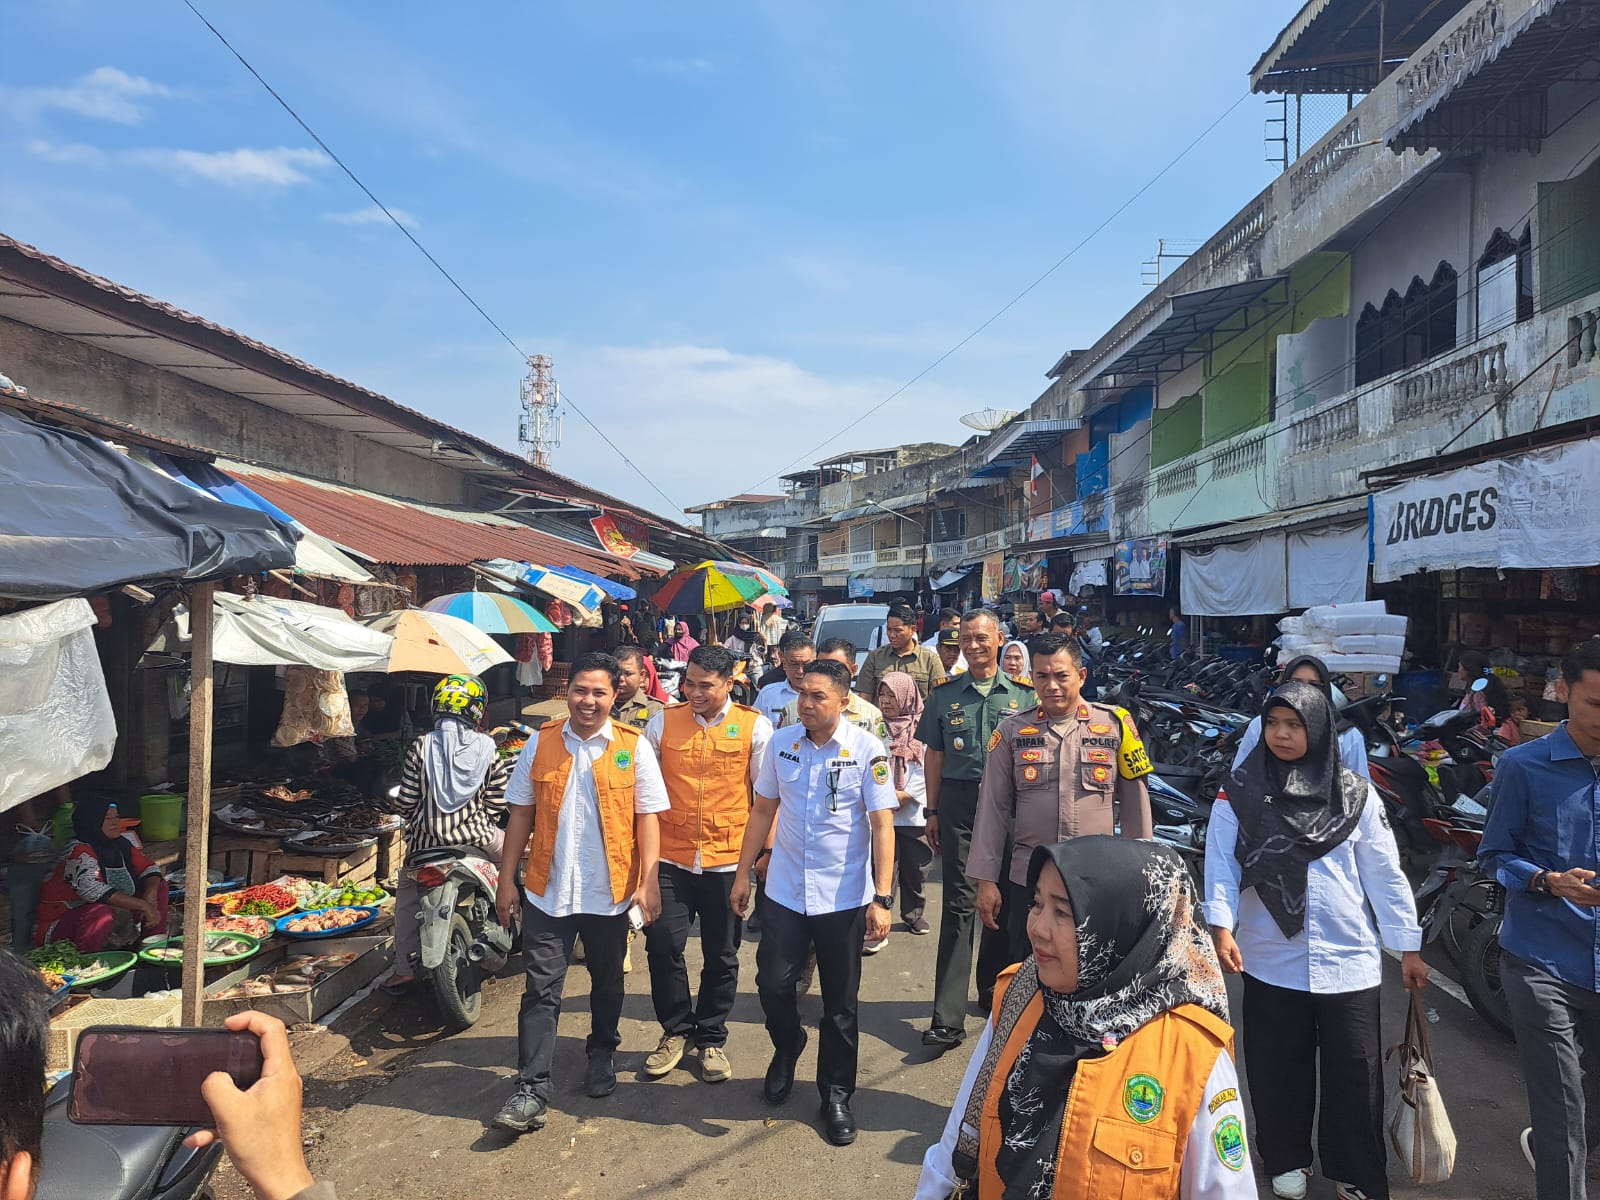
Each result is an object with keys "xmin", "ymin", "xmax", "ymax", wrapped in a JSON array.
[{"xmin": 810, "ymin": 602, "xmax": 889, "ymax": 672}]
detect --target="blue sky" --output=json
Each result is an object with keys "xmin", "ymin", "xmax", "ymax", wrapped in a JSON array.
[{"xmin": 1, "ymin": 2, "xmax": 1291, "ymax": 520}]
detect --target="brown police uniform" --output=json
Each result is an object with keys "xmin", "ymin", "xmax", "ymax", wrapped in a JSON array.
[
  {"xmin": 968, "ymin": 700, "xmax": 1153, "ymax": 956},
  {"xmin": 611, "ymin": 693, "xmax": 665, "ymax": 731}
]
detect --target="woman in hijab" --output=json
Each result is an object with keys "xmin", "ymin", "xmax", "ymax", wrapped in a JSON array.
[
  {"xmin": 725, "ymin": 611, "xmax": 765, "ymax": 661},
  {"xmin": 1204, "ymin": 681, "xmax": 1427, "ymax": 1200},
  {"xmin": 1000, "ymin": 640, "xmax": 1032, "ymax": 686},
  {"xmin": 34, "ymin": 797, "xmax": 168, "ymax": 950},
  {"xmin": 385, "ymin": 675, "xmax": 515, "ymax": 993},
  {"xmin": 662, "ymin": 619, "xmax": 700, "ymax": 663},
  {"xmin": 917, "ymin": 837, "xmax": 1253, "ymax": 1200},
  {"xmin": 874, "ymin": 672, "xmax": 933, "ymax": 944},
  {"xmin": 1233, "ymin": 654, "xmax": 1369, "ymax": 778}
]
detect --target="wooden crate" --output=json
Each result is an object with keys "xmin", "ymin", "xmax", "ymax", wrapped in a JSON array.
[
  {"xmin": 47, "ymin": 993, "xmax": 182, "ymax": 1072},
  {"xmin": 210, "ymin": 832, "xmax": 284, "ymax": 885},
  {"xmin": 267, "ymin": 841, "xmax": 378, "ymax": 885}
]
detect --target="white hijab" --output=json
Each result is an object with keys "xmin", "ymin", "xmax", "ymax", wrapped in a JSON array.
[{"xmin": 422, "ymin": 715, "xmax": 497, "ymax": 814}]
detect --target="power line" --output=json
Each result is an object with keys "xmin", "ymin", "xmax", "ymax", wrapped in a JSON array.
[
  {"xmin": 741, "ymin": 91, "xmax": 1254, "ymax": 494},
  {"xmin": 180, "ymin": 0, "xmax": 686, "ymax": 515}
]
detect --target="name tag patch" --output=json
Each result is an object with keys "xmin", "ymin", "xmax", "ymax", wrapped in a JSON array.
[{"xmin": 1013, "ymin": 736, "xmax": 1046, "ymax": 749}]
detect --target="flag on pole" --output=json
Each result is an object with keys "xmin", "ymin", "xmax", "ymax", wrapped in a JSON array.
[{"xmin": 1028, "ymin": 455, "xmax": 1045, "ymax": 499}]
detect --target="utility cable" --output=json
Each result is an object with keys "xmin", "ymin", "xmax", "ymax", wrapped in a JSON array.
[{"xmin": 180, "ymin": 0, "xmax": 686, "ymax": 515}]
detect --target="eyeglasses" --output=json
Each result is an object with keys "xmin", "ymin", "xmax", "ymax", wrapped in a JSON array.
[{"xmin": 825, "ymin": 766, "xmax": 842, "ymax": 813}]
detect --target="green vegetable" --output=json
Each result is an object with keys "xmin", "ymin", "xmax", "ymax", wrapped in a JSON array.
[
  {"xmin": 236, "ymin": 899, "xmax": 280, "ymax": 916},
  {"xmin": 26, "ymin": 941, "xmax": 91, "ymax": 974}
]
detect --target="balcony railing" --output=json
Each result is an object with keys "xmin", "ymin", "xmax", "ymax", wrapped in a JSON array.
[
  {"xmin": 1289, "ymin": 397, "xmax": 1360, "ymax": 454},
  {"xmin": 1568, "ymin": 300, "xmax": 1600, "ymax": 368},
  {"xmin": 1213, "ymin": 432, "xmax": 1268, "ymax": 479},
  {"xmin": 1392, "ymin": 342, "xmax": 1511, "ymax": 422},
  {"xmin": 1154, "ymin": 461, "xmax": 1198, "ymax": 496}
]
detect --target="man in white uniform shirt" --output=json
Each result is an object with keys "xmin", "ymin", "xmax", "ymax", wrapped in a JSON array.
[
  {"xmin": 493, "ymin": 653, "xmax": 668, "ymax": 1134},
  {"xmin": 732, "ymin": 659, "xmax": 898, "ymax": 1148},
  {"xmin": 753, "ymin": 630, "xmax": 815, "ymax": 727}
]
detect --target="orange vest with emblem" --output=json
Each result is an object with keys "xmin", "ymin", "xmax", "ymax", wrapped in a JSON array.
[
  {"xmin": 522, "ymin": 721, "xmax": 643, "ymax": 906},
  {"xmin": 976, "ymin": 964, "xmax": 1232, "ymax": 1199},
  {"xmin": 656, "ymin": 703, "xmax": 757, "ymax": 870}
]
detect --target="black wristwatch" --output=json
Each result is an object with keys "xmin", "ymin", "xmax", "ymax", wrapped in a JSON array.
[
  {"xmin": 872, "ymin": 893, "xmax": 894, "ymax": 910},
  {"xmin": 1532, "ymin": 870, "xmax": 1552, "ymax": 895}
]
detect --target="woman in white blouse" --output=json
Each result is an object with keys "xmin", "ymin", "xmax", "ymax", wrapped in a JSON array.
[
  {"xmin": 1205, "ymin": 681, "xmax": 1427, "ymax": 1200},
  {"xmin": 1232, "ymin": 655, "xmax": 1369, "ymax": 778}
]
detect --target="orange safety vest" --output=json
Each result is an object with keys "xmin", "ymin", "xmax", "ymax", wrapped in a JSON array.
[
  {"xmin": 655, "ymin": 703, "xmax": 757, "ymax": 869},
  {"xmin": 522, "ymin": 720, "xmax": 643, "ymax": 906},
  {"xmin": 976, "ymin": 965, "xmax": 1232, "ymax": 1199}
]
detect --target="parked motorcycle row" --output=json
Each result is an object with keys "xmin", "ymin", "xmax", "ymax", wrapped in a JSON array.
[{"xmin": 1092, "ymin": 633, "xmax": 1515, "ymax": 1035}]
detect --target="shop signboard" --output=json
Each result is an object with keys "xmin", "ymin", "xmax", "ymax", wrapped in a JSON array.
[
  {"xmin": 1003, "ymin": 555, "xmax": 1048, "ymax": 592},
  {"xmin": 981, "ymin": 553, "xmax": 1004, "ymax": 603},
  {"xmin": 1114, "ymin": 536, "xmax": 1168, "ymax": 596},
  {"xmin": 1497, "ymin": 437, "xmax": 1600, "ymax": 571},
  {"xmin": 1050, "ymin": 499, "xmax": 1109, "ymax": 539},
  {"xmin": 1371, "ymin": 460, "xmax": 1503, "ymax": 582},
  {"xmin": 1026, "ymin": 514, "xmax": 1053, "ymax": 542},
  {"xmin": 847, "ymin": 576, "xmax": 875, "ymax": 598},
  {"xmin": 591, "ymin": 514, "xmax": 642, "ymax": 559}
]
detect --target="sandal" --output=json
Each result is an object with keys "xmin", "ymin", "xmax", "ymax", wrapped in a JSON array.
[{"xmin": 379, "ymin": 974, "xmax": 420, "ymax": 996}]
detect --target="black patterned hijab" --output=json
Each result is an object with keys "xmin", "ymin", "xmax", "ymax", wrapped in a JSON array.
[
  {"xmin": 1229, "ymin": 679, "xmax": 1366, "ymax": 938},
  {"xmin": 954, "ymin": 837, "xmax": 1229, "ymax": 1198}
]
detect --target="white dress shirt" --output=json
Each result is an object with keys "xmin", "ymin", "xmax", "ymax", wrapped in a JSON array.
[
  {"xmin": 642, "ymin": 701, "xmax": 774, "ymax": 874},
  {"xmin": 753, "ymin": 679, "xmax": 798, "ymax": 728},
  {"xmin": 505, "ymin": 720, "xmax": 669, "ymax": 918},
  {"xmin": 915, "ymin": 1019, "xmax": 1257, "ymax": 1200},
  {"xmin": 754, "ymin": 717, "xmax": 898, "ymax": 916},
  {"xmin": 1203, "ymin": 780, "xmax": 1421, "ymax": 993},
  {"xmin": 1233, "ymin": 717, "xmax": 1370, "ymax": 779},
  {"xmin": 893, "ymin": 759, "xmax": 927, "ymax": 827}
]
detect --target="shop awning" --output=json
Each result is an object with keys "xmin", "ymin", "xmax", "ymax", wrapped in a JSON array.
[
  {"xmin": 0, "ymin": 409, "xmax": 297, "ymax": 600},
  {"xmin": 1177, "ymin": 497, "xmax": 1372, "ymax": 614},
  {"xmin": 546, "ymin": 564, "xmax": 637, "ymax": 601},
  {"xmin": 980, "ymin": 419, "xmax": 1083, "ymax": 467},
  {"xmin": 153, "ymin": 592, "xmax": 394, "ymax": 672},
  {"xmin": 222, "ymin": 462, "xmax": 640, "ymax": 578},
  {"xmin": 1251, "ymin": 0, "xmax": 1464, "ymax": 94},
  {"xmin": 931, "ymin": 567, "xmax": 973, "ymax": 590},
  {"xmin": 1170, "ymin": 495, "xmax": 1369, "ymax": 546},
  {"xmin": 1093, "ymin": 278, "xmax": 1287, "ymax": 381}
]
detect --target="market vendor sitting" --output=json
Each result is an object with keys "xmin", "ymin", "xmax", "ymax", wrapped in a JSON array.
[{"xmin": 33, "ymin": 797, "xmax": 169, "ymax": 950}]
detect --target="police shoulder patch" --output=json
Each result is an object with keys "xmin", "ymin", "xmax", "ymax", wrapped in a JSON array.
[
  {"xmin": 986, "ymin": 729, "xmax": 1002, "ymax": 752},
  {"xmin": 1212, "ymin": 1115, "xmax": 1247, "ymax": 1171}
]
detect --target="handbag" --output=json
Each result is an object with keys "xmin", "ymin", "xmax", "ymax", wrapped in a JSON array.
[{"xmin": 1386, "ymin": 991, "xmax": 1457, "ymax": 1183}]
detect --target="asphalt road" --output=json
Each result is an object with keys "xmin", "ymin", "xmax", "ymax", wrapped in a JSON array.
[{"xmin": 260, "ymin": 867, "xmax": 1539, "ymax": 1200}]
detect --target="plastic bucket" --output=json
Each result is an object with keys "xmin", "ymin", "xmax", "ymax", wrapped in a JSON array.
[{"xmin": 139, "ymin": 793, "xmax": 184, "ymax": 843}]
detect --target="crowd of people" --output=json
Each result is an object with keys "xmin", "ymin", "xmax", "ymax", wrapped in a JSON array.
[{"xmin": 11, "ymin": 612, "xmax": 1600, "ymax": 1200}]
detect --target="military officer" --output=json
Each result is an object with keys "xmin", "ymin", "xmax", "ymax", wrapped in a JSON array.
[
  {"xmin": 915, "ymin": 609, "xmax": 1037, "ymax": 1052},
  {"xmin": 611, "ymin": 646, "xmax": 665, "ymax": 730},
  {"xmin": 968, "ymin": 631, "xmax": 1154, "ymax": 959}
]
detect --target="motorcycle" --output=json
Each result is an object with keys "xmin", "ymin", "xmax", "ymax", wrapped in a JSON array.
[
  {"xmin": 39, "ymin": 1077, "xmax": 223, "ymax": 1200},
  {"xmin": 406, "ymin": 842, "xmax": 518, "ymax": 1031}
]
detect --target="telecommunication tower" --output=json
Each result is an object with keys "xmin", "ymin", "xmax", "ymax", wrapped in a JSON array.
[{"xmin": 518, "ymin": 354, "xmax": 563, "ymax": 469}]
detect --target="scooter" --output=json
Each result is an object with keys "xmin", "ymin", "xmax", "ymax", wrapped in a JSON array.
[
  {"xmin": 407, "ymin": 842, "xmax": 518, "ymax": 1031},
  {"xmin": 38, "ymin": 1078, "xmax": 223, "ymax": 1200}
]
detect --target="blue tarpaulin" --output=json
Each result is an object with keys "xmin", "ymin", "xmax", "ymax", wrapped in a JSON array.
[{"xmin": 541, "ymin": 564, "xmax": 636, "ymax": 600}]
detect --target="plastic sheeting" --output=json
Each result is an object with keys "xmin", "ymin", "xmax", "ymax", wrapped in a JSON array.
[
  {"xmin": 0, "ymin": 409, "xmax": 297, "ymax": 599},
  {"xmin": 1287, "ymin": 523, "xmax": 1370, "ymax": 609},
  {"xmin": 0, "ymin": 599, "xmax": 116, "ymax": 812},
  {"xmin": 1180, "ymin": 534, "xmax": 1288, "ymax": 616}
]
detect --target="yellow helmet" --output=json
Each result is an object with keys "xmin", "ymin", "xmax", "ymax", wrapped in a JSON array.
[{"xmin": 431, "ymin": 674, "xmax": 487, "ymax": 724}]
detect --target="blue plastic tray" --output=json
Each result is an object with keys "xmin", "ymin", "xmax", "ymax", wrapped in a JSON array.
[{"xmin": 274, "ymin": 904, "xmax": 380, "ymax": 940}]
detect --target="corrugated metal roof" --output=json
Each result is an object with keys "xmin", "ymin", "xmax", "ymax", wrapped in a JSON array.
[
  {"xmin": 224, "ymin": 464, "xmax": 653, "ymax": 578},
  {"xmin": 1169, "ymin": 495, "xmax": 1369, "ymax": 546}
]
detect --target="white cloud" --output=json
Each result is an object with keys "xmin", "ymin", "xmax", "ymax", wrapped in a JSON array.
[
  {"xmin": 7, "ymin": 67, "xmax": 172, "ymax": 125},
  {"xmin": 25, "ymin": 139, "xmax": 106, "ymax": 166},
  {"xmin": 323, "ymin": 205, "xmax": 419, "ymax": 229},
  {"xmin": 126, "ymin": 146, "xmax": 332, "ymax": 189}
]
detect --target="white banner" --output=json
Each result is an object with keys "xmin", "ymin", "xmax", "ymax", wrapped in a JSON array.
[
  {"xmin": 1371, "ymin": 461, "xmax": 1500, "ymax": 583},
  {"xmin": 1497, "ymin": 438, "xmax": 1600, "ymax": 570},
  {"xmin": 1288, "ymin": 522, "xmax": 1370, "ymax": 608},
  {"xmin": 1181, "ymin": 533, "xmax": 1288, "ymax": 616}
]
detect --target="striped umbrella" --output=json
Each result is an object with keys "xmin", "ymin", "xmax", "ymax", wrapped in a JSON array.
[
  {"xmin": 423, "ymin": 591, "xmax": 559, "ymax": 634},
  {"xmin": 707, "ymin": 560, "xmax": 788, "ymax": 595},
  {"xmin": 653, "ymin": 563, "xmax": 768, "ymax": 615}
]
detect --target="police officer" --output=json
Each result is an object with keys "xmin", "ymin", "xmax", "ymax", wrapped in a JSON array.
[
  {"xmin": 968, "ymin": 632, "xmax": 1153, "ymax": 959},
  {"xmin": 611, "ymin": 646, "xmax": 665, "ymax": 730},
  {"xmin": 916, "ymin": 609, "xmax": 1037, "ymax": 1052}
]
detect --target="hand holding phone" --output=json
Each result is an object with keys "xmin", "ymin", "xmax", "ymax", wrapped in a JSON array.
[{"xmin": 71, "ymin": 1026, "xmax": 264, "ymax": 1127}]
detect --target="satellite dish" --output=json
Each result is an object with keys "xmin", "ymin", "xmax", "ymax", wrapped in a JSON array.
[{"xmin": 960, "ymin": 408, "xmax": 1021, "ymax": 433}]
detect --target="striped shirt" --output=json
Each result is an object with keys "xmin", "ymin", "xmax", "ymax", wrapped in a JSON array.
[{"xmin": 396, "ymin": 741, "xmax": 516, "ymax": 855}]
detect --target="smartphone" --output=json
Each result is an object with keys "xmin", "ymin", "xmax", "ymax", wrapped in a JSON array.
[{"xmin": 70, "ymin": 1026, "xmax": 264, "ymax": 1126}]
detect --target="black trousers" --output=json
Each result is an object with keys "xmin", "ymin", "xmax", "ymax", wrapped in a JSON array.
[
  {"xmin": 754, "ymin": 897, "xmax": 866, "ymax": 1105},
  {"xmin": 893, "ymin": 826, "xmax": 934, "ymax": 923},
  {"xmin": 516, "ymin": 900, "xmax": 630, "ymax": 1101},
  {"xmin": 644, "ymin": 863, "xmax": 741, "ymax": 1048},
  {"xmin": 931, "ymin": 780, "xmax": 1014, "ymax": 1030},
  {"xmin": 1001, "ymin": 878, "xmax": 1031, "ymax": 965},
  {"xmin": 1242, "ymin": 973, "xmax": 1389, "ymax": 1198}
]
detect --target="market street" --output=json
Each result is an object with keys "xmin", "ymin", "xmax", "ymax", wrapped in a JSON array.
[{"xmin": 225, "ymin": 869, "xmax": 1537, "ymax": 1200}]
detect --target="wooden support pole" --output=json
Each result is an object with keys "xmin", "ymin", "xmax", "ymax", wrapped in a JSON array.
[{"xmin": 181, "ymin": 581, "xmax": 216, "ymax": 1024}]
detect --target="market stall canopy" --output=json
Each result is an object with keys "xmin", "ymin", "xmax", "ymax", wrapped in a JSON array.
[
  {"xmin": 357, "ymin": 609, "xmax": 514, "ymax": 675},
  {"xmin": 490, "ymin": 560, "xmax": 606, "ymax": 612},
  {"xmin": 541, "ymin": 564, "xmax": 636, "ymax": 601},
  {"xmin": 710, "ymin": 560, "xmax": 788, "ymax": 595},
  {"xmin": 654, "ymin": 562, "xmax": 769, "ymax": 615},
  {"xmin": 424, "ymin": 591, "xmax": 560, "ymax": 634},
  {"xmin": 142, "ymin": 452, "xmax": 373, "ymax": 584},
  {"xmin": 154, "ymin": 592, "xmax": 394, "ymax": 672},
  {"xmin": 0, "ymin": 409, "xmax": 297, "ymax": 600}
]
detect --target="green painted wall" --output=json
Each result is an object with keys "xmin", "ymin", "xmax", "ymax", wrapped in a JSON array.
[
  {"xmin": 1150, "ymin": 394, "xmax": 1203, "ymax": 468},
  {"xmin": 1203, "ymin": 359, "xmax": 1271, "ymax": 445}
]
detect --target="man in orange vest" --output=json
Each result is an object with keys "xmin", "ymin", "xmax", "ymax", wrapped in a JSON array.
[
  {"xmin": 639, "ymin": 644, "xmax": 773, "ymax": 1085},
  {"xmin": 493, "ymin": 652, "xmax": 668, "ymax": 1134}
]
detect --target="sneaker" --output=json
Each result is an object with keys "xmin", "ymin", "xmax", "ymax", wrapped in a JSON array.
[
  {"xmin": 697, "ymin": 1045, "xmax": 733, "ymax": 1083},
  {"xmin": 1521, "ymin": 1126, "xmax": 1535, "ymax": 1170},
  {"xmin": 906, "ymin": 915, "xmax": 931, "ymax": 935},
  {"xmin": 862, "ymin": 936, "xmax": 889, "ymax": 955},
  {"xmin": 1270, "ymin": 1169, "xmax": 1310, "ymax": 1199},
  {"xmin": 644, "ymin": 1034, "xmax": 686, "ymax": 1078},
  {"xmin": 1332, "ymin": 1184, "xmax": 1374, "ymax": 1200},
  {"xmin": 492, "ymin": 1085, "xmax": 547, "ymax": 1133}
]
